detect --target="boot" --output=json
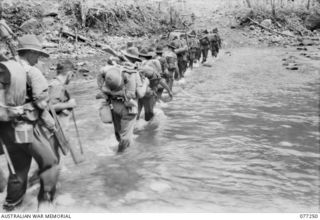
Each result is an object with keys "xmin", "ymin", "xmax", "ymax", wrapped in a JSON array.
[{"xmin": 2, "ymin": 198, "xmax": 23, "ymax": 212}]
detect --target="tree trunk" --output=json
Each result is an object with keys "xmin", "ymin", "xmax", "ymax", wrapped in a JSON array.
[
  {"xmin": 271, "ymin": 0, "xmax": 276, "ymax": 17},
  {"xmin": 245, "ymin": 0, "xmax": 252, "ymax": 8},
  {"xmin": 307, "ymin": 0, "xmax": 312, "ymax": 10}
]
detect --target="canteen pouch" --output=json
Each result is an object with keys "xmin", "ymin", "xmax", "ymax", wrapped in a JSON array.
[
  {"xmin": 124, "ymin": 99, "xmax": 138, "ymax": 115},
  {"xmin": 99, "ymin": 101, "xmax": 113, "ymax": 124},
  {"xmin": 13, "ymin": 121, "xmax": 34, "ymax": 144},
  {"xmin": 128, "ymin": 105, "xmax": 138, "ymax": 115}
]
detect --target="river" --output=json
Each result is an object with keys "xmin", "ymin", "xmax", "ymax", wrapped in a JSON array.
[{"xmin": 1, "ymin": 46, "xmax": 319, "ymax": 212}]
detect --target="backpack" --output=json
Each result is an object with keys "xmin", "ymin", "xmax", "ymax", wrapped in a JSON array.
[{"xmin": 0, "ymin": 60, "xmax": 27, "ymax": 121}]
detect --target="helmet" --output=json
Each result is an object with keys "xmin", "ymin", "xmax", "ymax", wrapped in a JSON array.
[{"xmin": 100, "ymin": 66, "xmax": 123, "ymax": 91}]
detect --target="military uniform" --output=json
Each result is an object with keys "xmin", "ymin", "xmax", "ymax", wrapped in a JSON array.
[
  {"xmin": 138, "ymin": 59, "xmax": 162, "ymax": 121},
  {"xmin": 208, "ymin": 31, "xmax": 222, "ymax": 58},
  {"xmin": 48, "ymin": 77, "xmax": 71, "ymax": 161},
  {"xmin": 0, "ymin": 35, "xmax": 59, "ymax": 211},
  {"xmin": 176, "ymin": 38, "xmax": 188, "ymax": 79},
  {"xmin": 163, "ymin": 43, "xmax": 179, "ymax": 91},
  {"xmin": 1, "ymin": 58, "xmax": 58, "ymax": 210},
  {"xmin": 98, "ymin": 67, "xmax": 143, "ymax": 153},
  {"xmin": 199, "ymin": 35, "xmax": 210, "ymax": 63}
]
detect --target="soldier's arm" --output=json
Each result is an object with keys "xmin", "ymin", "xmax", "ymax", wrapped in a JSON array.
[
  {"xmin": 27, "ymin": 67, "xmax": 50, "ymax": 109},
  {"xmin": 159, "ymin": 78, "xmax": 173, "ymax": 98},
  {"xmin": 97, "ymin": 71, "xmax": 105, "ymax": 90},
  {"xmin": 135, "ymin": 73, "xmax": 149, "ymax": 99},
  {"xmin": 51, "ymin": 99, "xmax": 76, "ymax": 112}
]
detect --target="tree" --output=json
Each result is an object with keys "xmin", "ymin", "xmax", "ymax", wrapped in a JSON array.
[{"xmin": 245, "ymin": 0, "xmax": 252, "ymax": 8}]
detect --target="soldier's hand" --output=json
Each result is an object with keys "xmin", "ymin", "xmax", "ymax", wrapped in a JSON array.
[
  {"xmin": 36, "ymin": 100, "xmax": 48, "ymax": 110},
  {"xmin": 102, "ymin": 86, "xmax": 112, "ymax": 95},
  {"xmin": 169, "ymin": 91, "xmax": 173, "ymax": 99},
  {"xmin": 68, "ymin": 99, "xmax": 77, "ymax": 108},
  {"xmin": 143, "ymin": 77, "xmax": 150, "ymax": 87}
]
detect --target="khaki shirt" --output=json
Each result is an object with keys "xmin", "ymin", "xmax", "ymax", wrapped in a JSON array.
[
  {"xmin": 20, "ymin": 58, "xmax": 49, "ymax": 103},
  {"xmin": 49, "ymin": 77, "xmax": 69, "ymax": 105},
  {"xmin": 123, "ymin": 71, "xmax": 142, "ymax": 100}
]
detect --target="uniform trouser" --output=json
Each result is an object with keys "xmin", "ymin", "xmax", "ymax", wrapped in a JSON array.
[
  {"xmin": 211, "ymin": 43, "xmax": 219, "ymax": 57},
  {"xmin": 137, "ymin": 95, "xmax": 157, "ymax": 122},
  {"xmin": 111, "ymin": 101, "xmax": 137, "ymax": 153},
  {"xmin": 178, "ymin": 59, "xmax": 188, "ymax": 78},
  {"xmin": 166, "ymin": 69, "xmax": 176, "ymax": 91},
  {"xmin": 0, "ymin": 167, "xmax": 6, "ymax": 192},
  {"xmin": 0, "ymin": 122, "xmax": 59, "ymax": 207},
  {"xmin": 201, "ymin": 46, "xmax": 209, "ymax": 62},
  {"xmin": 189, "ymin": 50, "xmax": 196, "ymax": 69},
  {"xmin": 196, "ymin": 48, "xmax": 201, "ymax": 61}
]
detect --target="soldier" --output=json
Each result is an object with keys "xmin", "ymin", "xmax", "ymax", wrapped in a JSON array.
[
  {"xmin": 199, "ymin": 30, "xmax": 210, "ymax": 63},
  {"xmin": 154, "ymin": 46, "xmax": 173, "ymax": 101},
  {"xmin": 137, "ymin": 49, "xmax": 172, "ymax": 121},
  {"xmin": 97, "ymin": 65, "xmax": 149, "ymax": 153},
  {"xmin": 48, "ymin": 59, "xmax": 76, "ymax": 161},
  {"xmin": 0, "ymin": 34, "xmax": 59, "ymax": 211},
  {"xmin": 188, "ymin": 30, "xmax": 200, "ymax": 69},
  {"xmin": 163, "ymin": 42, "xmax": 179, "ymax": 90},
  {"xmin": 176, "ymin": 35, "xmax": 188, "ymax": 79},
  {"xmin": 209, "ymin": 28, "xmax": 222, "ymax": 58},
  {"xmin": 121, "ymin": 47, "xmax": 142, "ymax": 64}
]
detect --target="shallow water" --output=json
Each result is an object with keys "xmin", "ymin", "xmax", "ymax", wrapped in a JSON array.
[{"xmin": 1, "ymin": 47, "xmax": 319, "ymax": 212}]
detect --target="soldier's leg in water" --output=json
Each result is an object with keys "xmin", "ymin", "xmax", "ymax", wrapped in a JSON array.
[
  {"xmin": 176, "ymin": 60, "xmax": 182, "ymax": 80},
  {"xmin": 201, "ymin": 49, "xmax": 206, "ymax": 63},
  {"xmin": 137, "ymin": 98, "xmax": 144, "ymax": 120},
  {"xmin": 0, "ymin": 167, "xmax": 6, "ymax": 193},
  {"xmin": 111, "ymin": 103, "xmax": 122, "ymax": 143},
  {"xmin": 211, "ymin": 43, "xmax": 214, "ymax": 56},
  {"xmin": 0, "ymin": 123, "xmax": 32, "ymax": 211},
  {"xmin": 204, "ymin": 48, "xmax": 209, "ymax": 62},
  {"xmin": 204, "ymin": 48, "xmax": 208, "ymax": 62},
  {"xmin": 4, "ymin": 148, "xmax": 32, "ymax": 211},
  {"xmin": 166, "ymin": 70, "xmax": 174, "ymax": 91},
  {"xmin": 156, "ymin": 87, "xmax": 164, "ymax": 101},
  {"xmin": 27, "ymin": 124, "xmax": 59, "ymax": 204},
  {"xmin": 144, "ymin": 96, "xmax": 156, "ymax": 121},
  {"xmin": 117, "ymin": 107, "xmax": 136, "ymax": 153}
]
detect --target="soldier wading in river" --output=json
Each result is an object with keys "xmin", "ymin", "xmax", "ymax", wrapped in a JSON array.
[
  {"xmin": 98, "ymin": 64, "xmax": 149, "ymax": 153},
  {"xmin": 0, "ymin": 34, "xmax": 59, "ymax": 211}
]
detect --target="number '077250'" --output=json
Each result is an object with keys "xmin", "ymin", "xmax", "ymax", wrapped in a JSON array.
[{"xmin": 300, "ymin": 214, "xmax": 319, "ymax": 219}]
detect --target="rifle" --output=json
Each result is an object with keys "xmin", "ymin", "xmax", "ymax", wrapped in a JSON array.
[
  {"xmin": 0, "ymin": 19, "xmax": 19, "ymax": 62},
  {"xmin": 182, "ymin": 24, "xmax": 192, "ymax": 67},
  {"xmin": 0, "ymin": 138, "xmax": 16, "ymax": 175},
  {"xmin": 48, "ymin": 103, "xmax": 84, "ymax": 164},
  {"xmin": 71, "ymin": 109, "xmax": 84, "ymax": 155}
]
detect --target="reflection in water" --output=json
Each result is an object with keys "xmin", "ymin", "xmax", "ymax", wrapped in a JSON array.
[{"xmin": 57, "ymin": 48, "xmax": 320, "ymax": 212}]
